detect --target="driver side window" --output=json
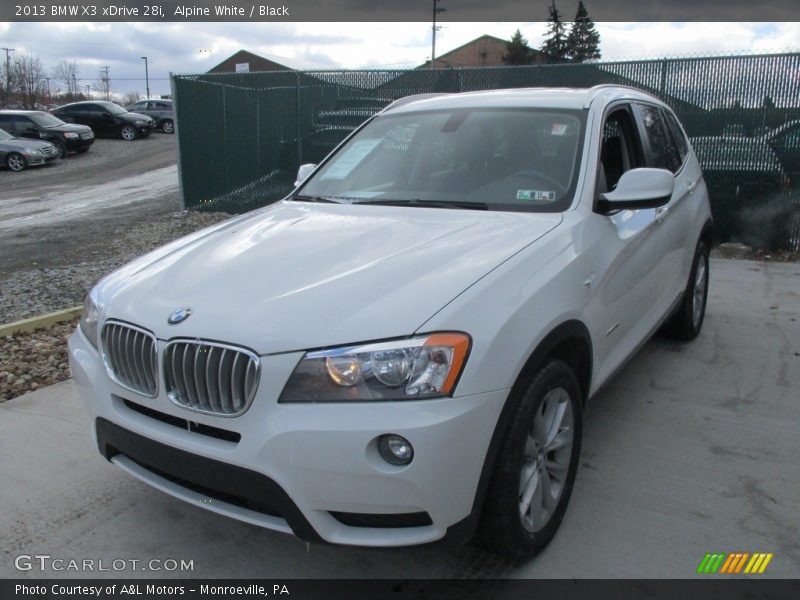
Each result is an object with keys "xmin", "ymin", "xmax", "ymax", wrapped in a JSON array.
[{"xmin": 597, "ymin": 107, "xmax": 644, "ymax": 197}]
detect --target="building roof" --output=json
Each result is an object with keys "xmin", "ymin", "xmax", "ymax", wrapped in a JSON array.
[
  {"xmin": 207, "ymin": 50, "xmax": 327, "ymax": 74},
  {"xmin": 418, "ymin": 34, "xmax": 545, "ymax": 69}
]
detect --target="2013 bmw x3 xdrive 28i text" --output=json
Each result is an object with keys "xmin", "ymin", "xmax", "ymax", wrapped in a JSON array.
[{"xmin": 69, "ymin": 86, "xmax": 712, "ymax": 559}]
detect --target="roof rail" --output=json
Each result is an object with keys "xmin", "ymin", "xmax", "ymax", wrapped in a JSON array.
[
  {"xmin": 381, "ymin": 93, "xmax": 451, "ymax": 113},
  {"xmin": 584, "ymin": 84, "xmax": 652, "ymax": 108}
]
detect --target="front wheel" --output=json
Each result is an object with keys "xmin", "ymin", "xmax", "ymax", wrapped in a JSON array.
[
  {"xmin": 477, "ymin": 359, "xmax": 582, "ymax": 560},
  {"xmin": 53, "ymin": 141, "xmax": 68, "ymax": 159},
  {"xmin": 662, "ymin": 240, "xmax": 709, "ymax": 341},
  {"xmin": 120, "ymin": 125, "xmax": 137, "ymax": 141},
  {"xmin": 5, "ymin": 152, "xmax": 27, "ymax": 172},
  {"xmin": 161, "ymin": 119, "xmax": 175, "ymax": 134}
]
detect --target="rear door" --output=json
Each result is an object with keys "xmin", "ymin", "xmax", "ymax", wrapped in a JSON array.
[
  {"xmin": 0, "ymin": 114, "xmax": 16, "ymax": 136},
  {"xmin": 85, "ymin": 104, "xmax": 110, "ymax": 135},
  {"xmin": 633, "ymin": 103, "xmax": 699, "ymax": 311},
  {"xmin": 10, "ymin": 116, "xmax": 39, "ymax": 140}
]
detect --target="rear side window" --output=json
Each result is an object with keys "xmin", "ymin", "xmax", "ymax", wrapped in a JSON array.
[
  {"xmin": 634, "ymin": 103, "xmax": 681, "ymax": 173},
  {"xmin": 13, "ymin": 117, "xmax": 35, "ymax": 131},
  {"xmin": 663, "ymin": 111, "xmax": 689, "ymax": 163}
]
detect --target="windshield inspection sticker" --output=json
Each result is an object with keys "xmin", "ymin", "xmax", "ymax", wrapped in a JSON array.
[
  {"xmin": 551, "ymin": 123, "xmax": 569, "ymax": 136},
  {"xmin": 321, "ymin": 138, "xmax": 382, "ymax": 180},
  {"xmin": 517, "ymin": 190, "xmax": 556, "ymax": 202}
]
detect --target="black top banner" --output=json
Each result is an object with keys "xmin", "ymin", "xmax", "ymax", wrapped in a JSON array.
[{"xmin": 5, "ymin": 0, "xmax": 800, "ymax": 22}]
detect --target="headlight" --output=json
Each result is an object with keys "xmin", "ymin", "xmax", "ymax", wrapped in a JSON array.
[
  {"xmin": 79, "ymin": 291, "xmax": 100, "ymax": 349},
  {"xmin": 279, "ymin": 333, "xmax": 470, "ymax": 403},
  {"xmin": 24, "ymin": 147, "xmax": 37, "ymax": 153},
  {"xmin": 63, "ymin": 132, "xmax": 79, "ymax": 139}
]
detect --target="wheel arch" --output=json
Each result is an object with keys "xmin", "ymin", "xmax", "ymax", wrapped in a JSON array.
[
  {"xmin": 700, "ymin": 218, "xmax": 714, "ymax": 247},
  {"xmin": 448, "ymin": 319, "xmax": 593, "ymax": 543}
]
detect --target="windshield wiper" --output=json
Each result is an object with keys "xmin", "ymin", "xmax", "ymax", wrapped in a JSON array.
[
  {"xmin": 292, "ymin": 194, "xmax": 349, "ymax": 204},
  {"xmin": 353, "ymin": 199, "xmax": 488, "ymax": 211}
]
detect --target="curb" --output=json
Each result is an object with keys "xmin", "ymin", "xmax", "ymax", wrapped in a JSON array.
[{"xmin": 0, "ymin": 306, "xmax": 82, "ymax": 337}]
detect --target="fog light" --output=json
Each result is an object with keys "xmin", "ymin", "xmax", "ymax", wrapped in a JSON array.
[{"xmin": 378, "ymin": 434, "xmax": 414, "ymax": 466}]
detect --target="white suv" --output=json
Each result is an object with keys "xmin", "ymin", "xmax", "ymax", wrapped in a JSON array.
[{"xmin": 69, "ymin": 85, "xmax": 712, "ymax": 560}]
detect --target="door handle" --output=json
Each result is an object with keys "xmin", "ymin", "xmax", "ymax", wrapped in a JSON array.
[
  {"xmin": 655, "ymin": 206, "xmax": 668, "ymax": 223},
  {"xmin": 687, "ymin": 179, "xmax": 698, "ymax": 193}
]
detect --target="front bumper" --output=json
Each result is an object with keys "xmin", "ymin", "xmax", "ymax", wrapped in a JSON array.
[
  {"xmin": 134, "ymin": 122, "xmax": 154, "ymax": 135},
  {"xmin": 64, "ymin": 136, "xmax": 95, "ymax": 151},
  {"xmin": 23, "ymin": 150, "xmax": 58, "ymax": 166},
  {"xmin": 69, "ymin": 328, "xmax": 506, "ymax": 547}
]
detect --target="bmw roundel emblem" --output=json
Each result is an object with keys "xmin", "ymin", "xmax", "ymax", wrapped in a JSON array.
[{"xmin": 168, "ymin": 308, "xmax": 192, "ymax": 325}]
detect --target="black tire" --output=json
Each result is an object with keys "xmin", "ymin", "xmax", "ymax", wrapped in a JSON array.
[
  {"xmin": 53, "ymin": 141, "xmax": 68, "ymax": 159},
  {"xmin": 661, "ymin": 239, "xmax": 709, "ymax": 341},
  {"xmin": 477, "ymin": 359, "xmax": 583, "ymax": 561},
  {"xmin": 5, "ymin": 152, "xmax": 27, "ymax": 172},
  {"xmin": 161, "ymin": 119, "xmax": 175, "ymax": 134}
]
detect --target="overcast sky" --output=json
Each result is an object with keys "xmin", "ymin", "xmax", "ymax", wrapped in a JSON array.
[{"xmin": 0, "ymin": 21, "xmax": 798, "ymax": 97}]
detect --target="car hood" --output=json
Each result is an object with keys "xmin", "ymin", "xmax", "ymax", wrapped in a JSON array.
[
  {"xmin": 96, "ymin": 201, "xmax": 562, "ymax": 354},
  {"xmin": 0, "ymin": 137, "xmax": 53, "ymax": 150},
  {"xmin": 45, "ymin": 122, "xmax": 92, "ymax": 134},
  {"xmin": 123, "ymin": 112, "xmax": 151, "ymax": 123}
]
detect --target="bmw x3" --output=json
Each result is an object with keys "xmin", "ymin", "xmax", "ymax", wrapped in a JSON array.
[{"xmin": 69, "ymin": 85, "xmax": 712, "ymax": 559}]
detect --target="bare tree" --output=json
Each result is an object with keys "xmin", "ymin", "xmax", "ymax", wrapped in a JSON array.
[
  {"xmin": 10, "ymin": 53, "xmax": 46, "ymax": 109},
  {"xmin": 53, "ymin": 60, "xmax": 80, "ymax": 99},
  {"xmin": 121, "ymin": 91, "xmax": 141, "ymax": 106}
]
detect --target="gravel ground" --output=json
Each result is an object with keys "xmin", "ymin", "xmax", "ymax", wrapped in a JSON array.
[
  {"xmin": 0, "ymin": 209, "xmax": 231, "ymax": 323},
  {"xmin": 0, "ymin": 209, "xmax": 231, "ymax": 402},
  {"xmin": 0, "ymin": 318, "xmax": 78, "ymax": 401}
]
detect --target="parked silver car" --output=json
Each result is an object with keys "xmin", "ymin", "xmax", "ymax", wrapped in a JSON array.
[
  {"xmin": 0, "ymin": 128, "xmax": 59, "ymax": 171},
  {"xmin": 125, "ymin": 99, "xmax": 175, "ymax": 134}
]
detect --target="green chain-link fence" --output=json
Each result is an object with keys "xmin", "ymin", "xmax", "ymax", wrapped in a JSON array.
[{"xmin": 172, "ymin": 52, "xmax": 800, "ymax": 250}]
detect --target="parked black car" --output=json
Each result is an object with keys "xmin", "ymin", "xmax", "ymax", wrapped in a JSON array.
[
  {"xmin": 0, "ymin": 110, "xmax": 94, "ymax": 158},
  {"xmin": 125, "ymin": 99, "xmax": 175, "ymax": 133},
  {"xmin": 50, "ymin": 101, "xmax": 155, "ymax": 141}
]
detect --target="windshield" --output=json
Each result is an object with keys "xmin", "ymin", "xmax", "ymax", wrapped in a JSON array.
[
  {"xmin": 29, "ymin": 113, "xmax": 66, "ymax": 127},
  {"xmin": 299, "ymin": 108, "xmax": 586, "ymax": 212},
  {"xmin": 0, "ymin": 128, "xmax": 12, "ymax": 141},
  {"xmin": 98, "ymin": 102, "xmax": 127, "ymax": 115}
]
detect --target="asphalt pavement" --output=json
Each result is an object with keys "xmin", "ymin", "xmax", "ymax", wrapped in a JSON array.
[{"xmin": 1, "ymin": 258, "xmax": 797, "ymax": 579}]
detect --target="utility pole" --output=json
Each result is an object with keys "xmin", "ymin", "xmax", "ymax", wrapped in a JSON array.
[
  {"xmin": 141, "ymin": 56, "xmax": 150, "ymax": 99},
  {"xmin": 431, "ymin": 0, "xmax": 446, "ymax": 69},
  {"xmin": 1, "ymin": 47, "xmax": 14, "ymax": 97},
  {"xmin": 85, "ymin": 84, "xmax": 91, "ymax": 98},
  {"xmin": 100, "ymin": 65, "xmax": 110, "ymax": 100}
]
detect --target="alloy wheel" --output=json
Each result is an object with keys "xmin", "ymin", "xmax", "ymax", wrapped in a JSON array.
[
  {"xmin": 692, "ymin": 253, "xmax": 708, "ymax": 329},
  {"xmin": 121, "ymin": 126, "xmax": 136, "ymax": 141},
  {"xmin": 6, "ymin": 153, "xmax": 25, "ymax": 171},
  {"xmin": 518, "ymin": 387, "xmax": 574, "ymax": 532}
]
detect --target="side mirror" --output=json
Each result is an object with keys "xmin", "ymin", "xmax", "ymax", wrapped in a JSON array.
[
  {"xmin": 295, "ymin": 163, "xmax": 317, "ymax": 187},
  {"xmin": 597, "ymin": 168, "xmax": 674, "ymax": 213}
]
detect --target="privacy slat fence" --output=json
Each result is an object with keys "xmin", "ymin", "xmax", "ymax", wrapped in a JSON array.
[{"xmin": 173, "ymin": 52, "xmax": 800, "ymax": 250}]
